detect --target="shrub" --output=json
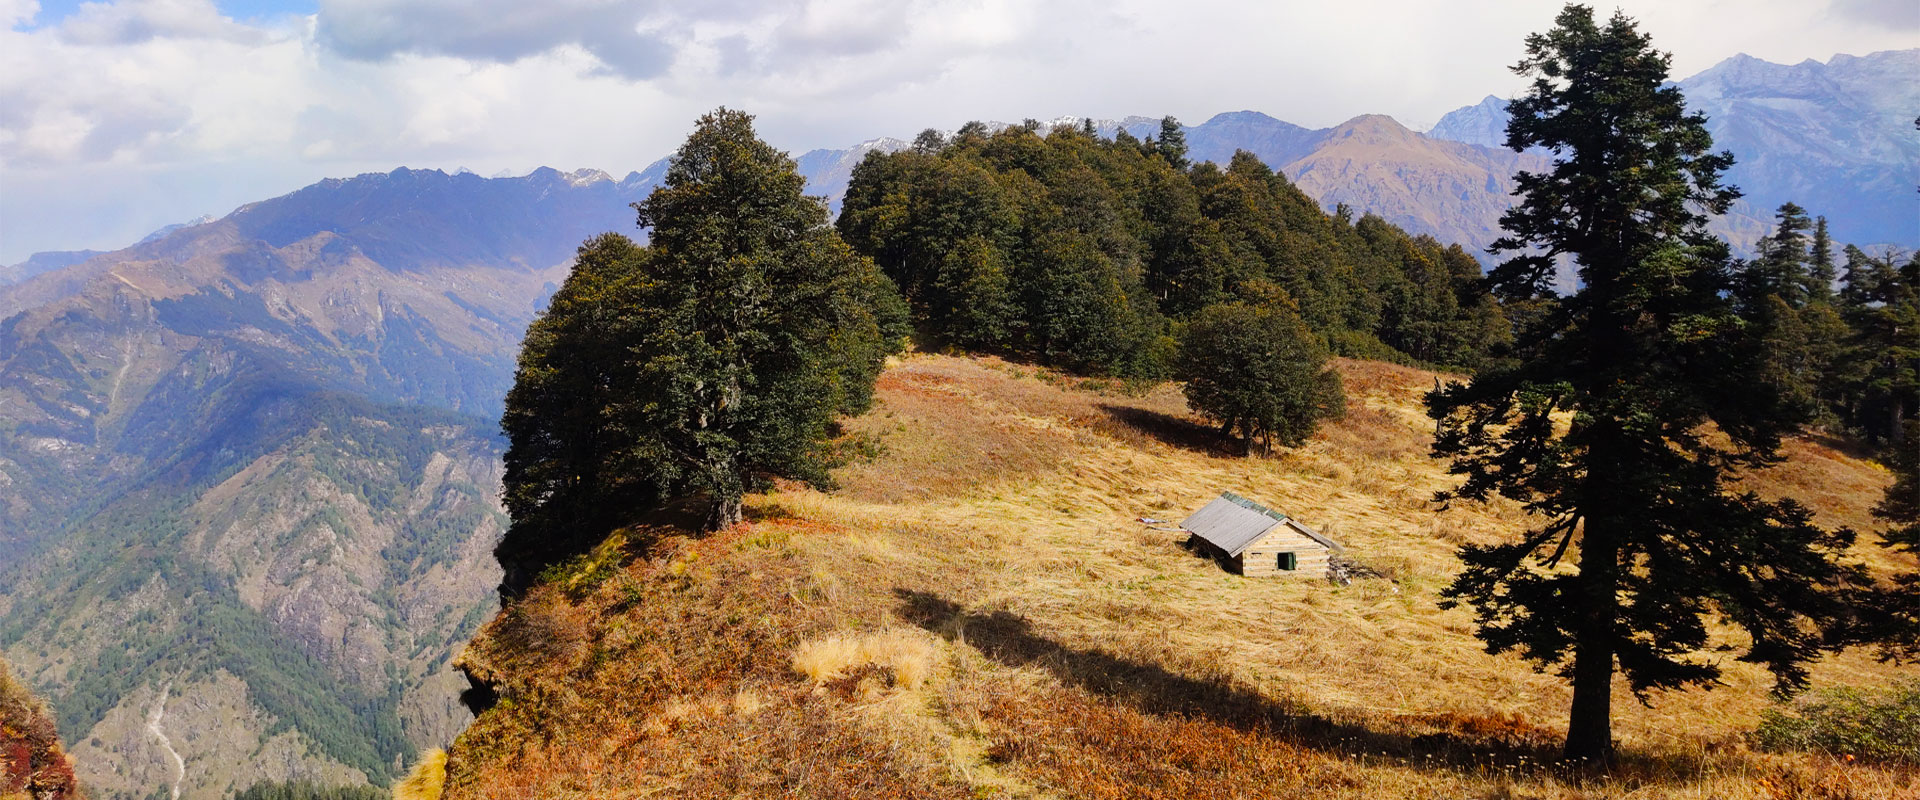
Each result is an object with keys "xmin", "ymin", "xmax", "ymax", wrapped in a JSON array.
[{"xmin": 1752, "ymin": 679, "xmax": 1920, "ymax": 764}]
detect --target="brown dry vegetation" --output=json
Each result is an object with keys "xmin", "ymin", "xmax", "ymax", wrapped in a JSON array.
[
  {"xmin": 445, "ymin": 353, "xmax": 1919, "ymax": 799},
  {"xmin": 2, "ymin": 656, "xmax": 81, "ymax": 800}
]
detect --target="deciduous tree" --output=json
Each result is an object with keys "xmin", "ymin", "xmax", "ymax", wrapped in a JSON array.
[{"xmin": 1177, "ymin": 290, "xmax": 1344, "ymax": 453}]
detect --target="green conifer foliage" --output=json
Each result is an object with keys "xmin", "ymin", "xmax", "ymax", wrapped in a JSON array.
[
  {"xmin": 1837, "ymin": 247, "xmax": 1920, "ymax": 446},
  {"xmin": 1809, "ymin": 216, "xmax": 1837, "ymax": 304},
  {"xmin": 1850, "ymin": 421, "xmax": 1920, "ymax": 662},
  {"xmin": 838, "ymin": 113, "xmax": 1512, "ymax": 377},
  {"xmin": 497, "ymin": 109, "xmax": 903, "ymax": 593},
  {"xmin": 1156, "ymin": 115, "xmax": 1190, "ymax": 170},
  {"xmin": 1427, "ymin": 4, "xmax": 1864, "ymax": 765},
  {"xmin": 1747, "ymin": 202, "xmax": 1815, "ymax": 307}
]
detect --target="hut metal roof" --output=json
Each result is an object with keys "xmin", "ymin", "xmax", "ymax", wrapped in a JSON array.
[{"xmin": 1180, "ymin": 492, "xmax": 1342, "ymax": 556}]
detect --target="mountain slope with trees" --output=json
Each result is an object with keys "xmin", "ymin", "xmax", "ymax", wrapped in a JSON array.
[{"xmin": 0, "ymin": 166, "xmax": 673, "ymax": 797}]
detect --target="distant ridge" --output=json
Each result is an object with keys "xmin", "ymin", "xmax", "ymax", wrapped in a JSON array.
[{"xmin": 1427, "ymin": 49, "xmax": 1920, "ymax": 249}]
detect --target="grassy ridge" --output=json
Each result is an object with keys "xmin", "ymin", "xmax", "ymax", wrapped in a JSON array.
[{"xmin": 445, "ymin": 353, "xmax": 1916, "ymax": 798}]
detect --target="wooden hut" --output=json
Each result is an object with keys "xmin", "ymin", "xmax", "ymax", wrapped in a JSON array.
[{"xmin": 1181, "ymin": 492, "xmax": 1341, "ymax": 578}]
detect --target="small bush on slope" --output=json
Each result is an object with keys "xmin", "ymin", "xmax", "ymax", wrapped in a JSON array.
[{"xmin": 1754, "ymin": 680, "xmax": 1920, "ymax": 764}]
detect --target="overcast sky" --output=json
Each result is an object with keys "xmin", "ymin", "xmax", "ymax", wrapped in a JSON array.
[{"xmin": 1, "ymin": 0, "xmax": 1915, "ymax": 263}]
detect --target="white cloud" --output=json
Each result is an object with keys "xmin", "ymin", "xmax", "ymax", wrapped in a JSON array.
[
  {"xmin": 1, "ymin": 0, "xmax": 1916, "ymax": 262},
  {"xmin": 57, "ymin": 0, "xmax": 265, "ymax": 44},
  {"xmin": 0, "ymin": 0, "xmax": 37, "ymax": 28}
]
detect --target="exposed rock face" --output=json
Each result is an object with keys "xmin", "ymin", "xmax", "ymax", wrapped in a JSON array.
[
  {"xmin": 1680, "ymin": 49, "xmax": 1920, "ymax": 249},
  {"xmin": 69, "ymin": 674, "xmax": 365, "ymax": 799}
]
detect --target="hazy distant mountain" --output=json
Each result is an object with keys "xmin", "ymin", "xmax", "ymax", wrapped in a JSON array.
[
  {"xmin": 1277, "ymin": 114, "xmax": 1545, "ymax": 253},
  {"xmin": 0, "ymin": 166, "xmax": 663, "ymax": 797},
  {"xmin": 4, "ymin": 217, "xmax": 225, "ymax": 287},
  {"xmin": 1682, "ymin": 49, "xmax": 1919, "ymax": 249},
  {"xmin": 1183, "ymin": 110, "xmax": 1328, "ymax": 169},
  {"xmin": 136, "ymin": 214, "xmax": 219, "ymax": 246},
  {"xmin": 796, "ymin": 137, "xmax": 911, "ymax": 214},
  {"xmin": 0, "ymin": 250, "xmax": 103, "ymax": 286},
  {"xmin": 1427, "ymin": 49, "xmax": 1920, "ymax": 250},
  {"xmin": 1425, "ymin": 95, "xmax": 1511, "ymax": 149}
]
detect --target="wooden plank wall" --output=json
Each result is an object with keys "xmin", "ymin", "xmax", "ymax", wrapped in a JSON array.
[{"xmin": 1238, "ymin": 526, "xmax": 1330, "ymax": 578}]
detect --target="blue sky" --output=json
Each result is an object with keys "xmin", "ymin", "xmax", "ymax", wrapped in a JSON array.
[
  {"xmin": 1, "ymin": 0, "xmax": 1915, "ymax": 263},
  {"xmin": 21, "ymin": 0, "xmax": 313, "ymax": 26}
]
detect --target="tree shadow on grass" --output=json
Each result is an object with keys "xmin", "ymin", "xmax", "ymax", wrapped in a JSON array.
[
  {"xmin": 895, "ymin": 588, "xmax": 1718, "ymax": 781},
  {"xmin": 1799, "ymin": 430, "xmax": 1881, "ymax": 462},
  {"xmin": 1096, "ymin": 403, "xmax": 1240, "ymax": 457}
]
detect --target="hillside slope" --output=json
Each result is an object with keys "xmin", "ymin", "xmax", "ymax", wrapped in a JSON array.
[
  {"xmin": 0, "ymin": 165, "xmax": 667, "ymax": 796},
  {"xmin": 1280, "ymin": 115, "xmax": 1545, "ymax": 256},
  {"xmin": 446, "ymin": 353, "xmax": 1913, "ymax": 798}
]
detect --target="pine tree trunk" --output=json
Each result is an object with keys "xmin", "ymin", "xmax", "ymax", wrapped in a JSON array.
[
  {"xmin": 1564, "ymin": 516, "xmax": 1618, "ymax": 766},
  {"xmin": 1564, "ymin": 631, "xmax": 1616, "ymax": 765},
  {"xmin": 706, "ymin": 494, "xmax": 743, "ymax": 532}
]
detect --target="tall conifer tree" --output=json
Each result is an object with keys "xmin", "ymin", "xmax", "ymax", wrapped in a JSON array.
[
  {"xmin": 1156, "ymin": 116, "xmax": 1189, "ymax": 170},
  {"xmin": 1427, "ymin": 4, "xmax": 1862, "ymax": 764},
  {"xmin": 1809, "ymin": 216, "xmax": 1836, "ymax": 304},
  {"xmin": 497, "ymin": 109, "xmax": 904, "ymax": 594}
]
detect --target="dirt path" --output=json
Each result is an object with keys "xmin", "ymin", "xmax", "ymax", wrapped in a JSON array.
[{"xmin": 146, "ymin": 681, "xmax": 185, "ymax": 800}]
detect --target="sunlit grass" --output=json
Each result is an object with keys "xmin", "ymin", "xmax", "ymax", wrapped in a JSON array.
[{"xmin": 443, "ymin": 353, "xmax": 1916, "ymax": 799}]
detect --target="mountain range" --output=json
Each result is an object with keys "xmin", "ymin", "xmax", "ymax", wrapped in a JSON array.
[
  {"xmin": 0, "ymin": 48, "xmax": 1912, "ymax": 798},
  {"xmin": 1424, "ymin": 48, "xmax": 1919, "ymax": 251},
  {"xmin": 0, "ymin": 167, "xmax": 662, "ymax": 796}
]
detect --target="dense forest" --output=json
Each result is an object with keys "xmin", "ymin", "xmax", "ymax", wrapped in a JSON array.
[
  {"xmin": 1737, "ymin": 202, "xmax": 1920, "ymax": 448},
  {"xmin": 838, "ymin": 119, "xmax": 1511, "ymax": 378}
]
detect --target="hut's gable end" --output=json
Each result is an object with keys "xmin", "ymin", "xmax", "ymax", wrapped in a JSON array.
[{"xmin": 1240, "ymin": 526, "xmax": 1332, "ymax": 577}]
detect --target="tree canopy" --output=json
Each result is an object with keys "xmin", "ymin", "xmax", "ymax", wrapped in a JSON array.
[
  {"xmin": 1176, "ymin": 290, "xmax": 1346, "ymax": 453},
  {"xmin": 497, "ymin": 108, "xmax": 905, "ymax": 595},
  {"xmin": 837, "ymin": 118, "xmax": 1509, "ymax": 381}
]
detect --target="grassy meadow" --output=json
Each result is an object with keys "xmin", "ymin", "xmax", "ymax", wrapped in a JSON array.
[{"xmin": 440, "ymin": 353, "xmax": 1917, "ymax": 799}]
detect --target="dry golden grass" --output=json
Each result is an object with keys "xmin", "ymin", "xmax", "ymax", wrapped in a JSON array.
[
  {"xmin": 444, "ymin": 353, "xmax": 1918, "ymax": 799},
  {"xmin": 793, "ymin": 629, "xmax": 938, "ymax": 691},
  {"xmin": 393, "ymin": 749, "xmax": 447, "ymax": 800}
]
